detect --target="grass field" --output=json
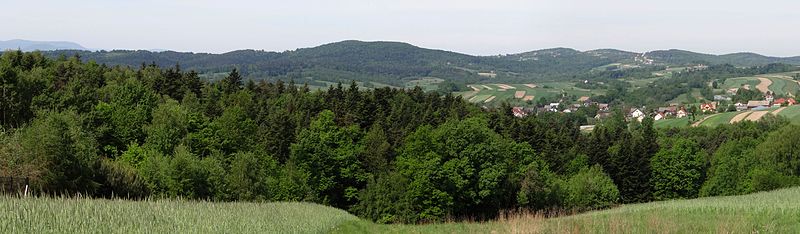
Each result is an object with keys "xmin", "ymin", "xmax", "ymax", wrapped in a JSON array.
[
  {"xmin": 457, "ymin": 83, "xmax": 605, "ymax": 106},
  {"xmin": 0, "ymin": 197, "xmax": 358, "ymax": 233},
  {"xmin": 5, "ymin": 187, "xmax": 800, "ymax": 233},
  {"xmin": 334, "ymin": 187, "xmax": 800, "ymax": 233},
  {"xmin": 653, "ymin": 118, "xmax": 692, "ymax": 128}
]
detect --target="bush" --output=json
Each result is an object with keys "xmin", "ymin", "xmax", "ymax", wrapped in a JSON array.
[
  {"xmin": 564, "ymin": 165, "xmax": 619, "ymax": 210},
  {"xmin": 650, "ymin": 139, "xmax": 706, "ymax": 200}
]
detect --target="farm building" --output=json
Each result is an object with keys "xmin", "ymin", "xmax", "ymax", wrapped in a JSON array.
[
  {"xmin": 747, "ymin": 100, "xmax": 771, "ymax": 109},
  {"xmin": 735, "ymin": 102, "xmax": 748, "ymax": 111}
]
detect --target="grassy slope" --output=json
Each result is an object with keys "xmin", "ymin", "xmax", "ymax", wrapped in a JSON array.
[
  {"xmin": 335, "ymin": 187, "xmax": 800, "ymax": 233},
  {"xmin": 0, "ymin": 198, "xmax": 358, "ymax": 233}
]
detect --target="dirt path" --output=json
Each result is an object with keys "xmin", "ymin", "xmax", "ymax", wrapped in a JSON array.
[
  {"xmin": 772, "ymin": 107, "xmax": 788, "ymax": 115},
  {"xmin": 756, "ymin": 77, "xmax": 772, "ymax": 93},
  {"xmin": 746, "ymin": 111, "xmax": 770, "ymax": 121},
  {"xmin": 692, "ymin": 114, "xmax": 718, "ymax": 127},
  {"xmin": 730, "ymin": 112, "xmax": 752, "ymax": 123}
]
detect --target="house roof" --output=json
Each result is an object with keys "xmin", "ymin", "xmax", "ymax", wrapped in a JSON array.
[{"xmin": 747, "ymin": 100, "xmax": 770, "ymax": 107}]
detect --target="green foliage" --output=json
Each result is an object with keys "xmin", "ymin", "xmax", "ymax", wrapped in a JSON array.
[
  {"xmin": 226, "ymin": 152, "xmax": 278, "ymax": 201},
  {"xmin": 700, "ymin": 138, "xmax": 759, "ymax": 197},
  {"xmin": 392, "ymin": 117, "xmax": 543, "ymax": 222},
  {"xmin": 563, "ymin": 165, "xmax": 620, "ymax": 210},
  {"xmin": 650, "ymin": 139, "xmax": 706, "ymax": 200},
  {"xmin": 290, "ymin": 110, "xmax": 367, "ymax": 207}
]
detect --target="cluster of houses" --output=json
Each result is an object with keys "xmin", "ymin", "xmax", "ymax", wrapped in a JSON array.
[
  {"xmin": 511, "ymin": 92, "xmax": 798, "ymax": 121},
  {"xmin": 512, "ymin": 96, "xmax": 611, "ymax": 118}
]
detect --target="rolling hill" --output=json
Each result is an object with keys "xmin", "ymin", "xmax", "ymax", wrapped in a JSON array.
[
  {"xmin": 6, "ymin": 40, "xmax": 800, "ymax": 87},
  {"xmin": 0, "ymin": 39, "xmax": 87, "ymax": 51}
]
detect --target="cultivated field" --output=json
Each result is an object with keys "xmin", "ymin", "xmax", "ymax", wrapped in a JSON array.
[
  {"xmin": 721, "ymin": 73, "xmax": 800, "ymax": 96},
  {"xmin": 458, "ymin": 82, "xmax": 605, "ymax": 106},
  {"xmin": 691, "ymin": 105, "xmax": 800, "ymax": 127}
]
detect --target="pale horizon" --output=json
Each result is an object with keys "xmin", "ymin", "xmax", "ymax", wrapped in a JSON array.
[{"xmin": 4, "ymin": 0, "xmax": 800, "ymax": 57}]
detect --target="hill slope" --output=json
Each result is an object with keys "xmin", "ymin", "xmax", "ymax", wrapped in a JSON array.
[
  {"xmin": 13, "ymin": 40, "xmax": 800, "ymax": 86},
  {"xmin": 0, "ymin": 39, "xmax": 86, "ymax": 51}
]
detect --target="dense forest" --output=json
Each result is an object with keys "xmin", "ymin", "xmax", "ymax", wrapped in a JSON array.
[{"xmin": 2, "ymin": 51, "xmax": 800, "ymax": 224}]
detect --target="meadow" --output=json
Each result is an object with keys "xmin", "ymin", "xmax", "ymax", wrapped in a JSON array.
[{"xmin": 6, "ymin": 187, "xmax": 800, "ymax": 233}]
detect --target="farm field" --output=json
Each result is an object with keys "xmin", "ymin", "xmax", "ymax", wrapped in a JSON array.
[
  {"xmin": 721, "ymin": 74, "xmax": 800, "ymax": 96},
  {"xmin": 690, "ymin": 105, "xmax": 800, "ymax": 127},
  {"xmin": 457, "ymin": 82, "xmax": 605, "ymax": 106},
  {"xmin": 7, "ymin": 187, "xmax": 800, "ymax": 233}
]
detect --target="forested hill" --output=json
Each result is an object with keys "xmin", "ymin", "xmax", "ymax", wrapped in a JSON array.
[
  {"xmin": 645, "ymin": 49, "xmax": 800, "ymax": 66},
  {"xmin": 21, "ymin": 40, "xmax": 800, "ymax": 85}
]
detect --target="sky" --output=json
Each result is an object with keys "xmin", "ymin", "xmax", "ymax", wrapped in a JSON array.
[{"xmin": 2, "ymin": 0, "xmax": 799, "ymax": 56}]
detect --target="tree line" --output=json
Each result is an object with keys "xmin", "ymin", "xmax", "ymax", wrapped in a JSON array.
[{"xmin": 2, "ymin": 51, "xmax": 800, "ymax": 224}]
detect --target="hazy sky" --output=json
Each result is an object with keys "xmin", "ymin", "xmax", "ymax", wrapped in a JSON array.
[{"xmin": 3, "ymin": 0, "xmax": 799, "ymax": 56}]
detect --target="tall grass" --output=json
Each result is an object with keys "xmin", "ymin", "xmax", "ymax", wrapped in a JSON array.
[
  {"xmin": 0, "ymin": 196, "xmax": 357, "ymax": 233},
  {"xmin": 335, "ymin": 187, "xmax": 800, "ymax": 233}
]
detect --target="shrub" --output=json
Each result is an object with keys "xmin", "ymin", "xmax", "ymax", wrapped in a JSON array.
[{"xmin": 564, "ymin": 165, "xmax": 619, "ymax": 210}]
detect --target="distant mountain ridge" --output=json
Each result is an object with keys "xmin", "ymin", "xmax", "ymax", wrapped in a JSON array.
[
  {"xmin": 7, "ymin": 40, "xmax": 800, "ymax": 84},
  {"xmin": 0, "ymin": 39, "xmax": 87, "ymax": 51}
]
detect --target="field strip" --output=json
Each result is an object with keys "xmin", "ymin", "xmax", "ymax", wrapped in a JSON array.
[
  {"xmin": 468, "ymin": 96, "xmax": 479, "ymax": 102},
  {"xmin": 746, "ymin": 111, "xmax": 770, "ymax": 121},
  {"xmin": 481, "ymin": 85, "xmax": 494, "ymax": 90},
  {"xmin": 772, "ymin": 107, "xmax": 788, "ymax": 115},
  {"xmin": 524, "ymin": 84, "xmax": 538, "ymax": 88},
  {"xmin": 484, "ymin": 96, "xmax": 496, "ymax": 103},
  {"xmin": 730, "ymin": 112, "xmax": 752, "ymax": 123},
  {"xmin": 692, "ymin": 114, "xmax": 717, "ymax": 127},
  {"xmin": 523, "ymin": 95, "xmax": 534, "ymax": 101},
  {"xmin": 468, "ymin": 85, "xmax": 480, "ymax": 91},
  {"xmin": 514, "ymin": 91, "xmax": 526, "ymax": 99},
  {"xmin": 495, "ymin": 84, "xmax": 515, "ymax": 89},
  {"xmin": 756, "ymin": 77, "xmax": 772, "ymax": 93}
]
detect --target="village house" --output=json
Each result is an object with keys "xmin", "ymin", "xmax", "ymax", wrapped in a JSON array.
[
  {"xmin": 512, "ymin": 107, "xmax": 528, "ymax": 118},
  {"xmin": 765, "ymin": 92, "xmax": 775, "ymax": 103},
  {"xmin": 594, "ymin": 112, "xmax": 612, "ymax": 119},
  {"xmin": 700, "ymin": 102, "xmax": 718, "ymax": 113},
  {"xmin": 657, "ymin": 106, "xmax": 678, "ymax": 116},
  {"xmin": 629, "ymin": 108, "xmax": 646, "ymax": 122},
  {"xmin": 598, "ymin": 103, "xmax": 610, "ymax": 111},
  {"xmin": 654, "ymin": 112, "xmax": 666, "ymax": 121},
  {"xmin": 772, "ymin": 98, "xmax": 797, "ymax": 107},
  {"xmin": 676, "ymin": 108, "xmax": 688, "ymax": 118}
]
